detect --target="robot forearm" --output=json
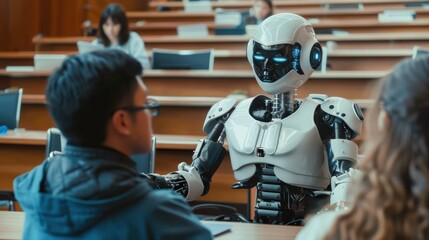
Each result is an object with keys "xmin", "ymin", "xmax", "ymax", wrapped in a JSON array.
[
  {"xmin": 146, "ymin": 168, "xmax": 205, "ymax": 201},
  {"xmin": 327, "ymin": 139, "xmax": 358, "ymax": 177},
  {"xmin": 146, "ymin": 122, "xmax": 227, "ymax": 201},
  {"xmin": 326, "ymin": 139, "xmax": 359, "ymax": 205}
]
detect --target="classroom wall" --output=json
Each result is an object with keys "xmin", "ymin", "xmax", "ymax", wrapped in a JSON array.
[
  {"xmin": 0, "ymin": 0, "xmax": 148, "ymax": 51},
  {"xmin": 0, "ymin": 0, "xmax": 42, "ymax": 51}
]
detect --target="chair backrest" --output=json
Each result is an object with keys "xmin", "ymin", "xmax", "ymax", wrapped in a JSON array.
[
  {"xmin": 45, "ymin": 128, "xmax": 156, "ymax": 173},
  {"xmin": 131, "ymin": 136, "xmax": 156, "ymax": 173},
  {"xmin": 45, "ymin": 128, "xmax": 65, "ymax": 158},
  {"xmin": 152, "ymin": 48, "xmax": 214, "ymax": 70},
  {"xmin": 0, "ymin": 88, "xmax": 23, "ymax": 129},
  {"xmin": 0, "ymin": 190, "xmax": 16, "ymax": 211}
]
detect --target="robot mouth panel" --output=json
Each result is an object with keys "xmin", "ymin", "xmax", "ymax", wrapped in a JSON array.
[
  {"xmin": 261, "ymin": 74, "xmax": 279, "ymax": 83},
  {"xmin": 260, "ymin": 69, "xmax": 288, "ymax": 83}
]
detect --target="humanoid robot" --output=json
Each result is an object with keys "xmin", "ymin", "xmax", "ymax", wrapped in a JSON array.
[{"xmin": 146, "ymin": 13, "xmax": 363, "ymax": 225}]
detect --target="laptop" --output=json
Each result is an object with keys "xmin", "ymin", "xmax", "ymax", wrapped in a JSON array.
[
  {"xmin": 34, "ymin": 54, "xmax": 67, "ymax": 71},
  {"xmin": 77, "ymin": 41, "xmax": 104, "ymax": 54}
]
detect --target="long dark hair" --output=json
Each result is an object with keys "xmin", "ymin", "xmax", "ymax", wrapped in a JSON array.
[
  {"xmin": 97, "ymin": 3, "xmax": 130, "ymax": 47},
  {"xmin": 324, "ymin": 56, "xmax": 429, "ymax": 239}
]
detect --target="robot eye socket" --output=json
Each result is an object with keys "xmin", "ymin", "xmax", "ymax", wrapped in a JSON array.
[
  {"xmin": 253, "ymin": 53, "xmax": 266, "ymax": 61},
  {"xmin": 272, "ymin": 56, "xmax": 287, "ymax": 63},
  {"xmin": 310, "ymin": 44, "xmax": 322, "ymax": 70}
]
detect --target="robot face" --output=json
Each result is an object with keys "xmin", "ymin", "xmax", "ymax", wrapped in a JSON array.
[{"xmin": 252, "ymin": 42, "xmax": 303, "ymax": 83}]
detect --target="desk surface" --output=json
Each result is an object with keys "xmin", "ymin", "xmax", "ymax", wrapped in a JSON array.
[
  {"xmin": 0, "ymin": 130, "xmax": 205, "ymax": 150},
  {"xmin": 0, "ymin": 211, "xmax": 301, "ymax": 240}
]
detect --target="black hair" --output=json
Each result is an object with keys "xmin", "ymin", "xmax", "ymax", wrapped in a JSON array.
[
  {"xmin": 258, "ymin": 0, "xmax": 273, "ymax": 15},
  {"xmin": 46, "ymin": 49, "xmax": 142, "ymax": 146},
  {"xmin": 98, "ymin": 3, "xmax": 129, "ymax": 46}
]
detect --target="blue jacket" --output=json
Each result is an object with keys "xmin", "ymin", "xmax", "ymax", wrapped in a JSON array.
[{"xmin": 14, "ymin": 145, "xmax": 212, "ymax": 240}]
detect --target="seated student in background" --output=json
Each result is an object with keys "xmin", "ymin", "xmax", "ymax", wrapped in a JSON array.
[
  {"xmin": 245, "ymin": 0, "xmax": 273, "ymax": 25},
  {"xmin": 13, "ymin": 50, "xmax": 212, "ymax": 239},
  {"xmin": 296, "ymin": 55, "xmax": 429, "ymax": 239},
  {"xmin": 93, "ymin": 3, "xmax": 151, "ymax": 70}
]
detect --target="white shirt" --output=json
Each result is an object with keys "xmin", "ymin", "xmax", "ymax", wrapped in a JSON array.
[
  {"xmin": 92, "ymin": 32, "xmax": 151, "ymax": 70},
  {"xmin": 296, "ymin": 210, "xmax": 345, "ymax": 240}
]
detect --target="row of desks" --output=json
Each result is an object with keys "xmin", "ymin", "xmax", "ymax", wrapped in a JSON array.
[
  {"xmin": 127, "ymin": 7, "xmax": 429, "ymax": 23},
  {"xmin": 148, "ymin": 0, "xmax": 429, "ymax": 11},
  {"xmin": 0, "ymin": 49, "xmax": 413, "ymax": 71},
  {"xmin": 16, "ymin": 93, "xmax": 372, "ymax": 133},
  {"xmin": 82, "ymin": 19, "xmax": 429, "ymax": 36},
  {"xmin": 32, "ymin": 33, "xmax": 429, "ymax": 51},
  {"xmin": 0, "ymin": 69, "xmax": 388, "ymax": 98}
]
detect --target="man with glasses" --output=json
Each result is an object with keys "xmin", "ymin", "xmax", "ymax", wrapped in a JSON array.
[{"xmin": 13, "ymin": 50, "xmax": 219, "ymax": 239}]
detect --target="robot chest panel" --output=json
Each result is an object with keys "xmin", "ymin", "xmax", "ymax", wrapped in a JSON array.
[{"xmin": 225, "ymin": 99, "xmax": 325, "ymax": 173}]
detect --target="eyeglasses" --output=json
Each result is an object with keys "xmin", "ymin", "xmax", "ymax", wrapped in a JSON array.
[{"xmin": 118, "ymin": 98, "xmax": 160, "ymax": 117}]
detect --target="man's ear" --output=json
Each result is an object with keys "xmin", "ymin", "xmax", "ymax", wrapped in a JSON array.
[{"xmin": 111, "ymin": 110, "xmax": 131, "ymax": 135}]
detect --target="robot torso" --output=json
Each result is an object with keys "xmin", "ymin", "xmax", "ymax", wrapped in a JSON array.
[{"xmin": 225, "ymin": 96, "xmax": 330, "ymax": 190}]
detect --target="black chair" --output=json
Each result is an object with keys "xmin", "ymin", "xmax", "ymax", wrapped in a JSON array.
[
  {"xmin": 0, "ymin": 190, "xmax": 16, "ymax": 211},
  {"xmin": 45, "ymin": 128, "xmax": 156, "ymax": 173},
  {"xmin": 0, "ymin": 88, "xmax": 23, "ymax": 130}
]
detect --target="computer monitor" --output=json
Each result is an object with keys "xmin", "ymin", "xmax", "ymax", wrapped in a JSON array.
[
  {"xmin": 152, "ymin": 48, "xmax": 214, "ymax": 70},
  {"xmin": 0, "ymin": 88, "xmax": 23, "ymax": 129}
]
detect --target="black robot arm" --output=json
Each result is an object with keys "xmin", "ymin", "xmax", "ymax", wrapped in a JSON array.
[{"xmin": 145, "ymin": 122, "xmax": 227, "ymax": 201}]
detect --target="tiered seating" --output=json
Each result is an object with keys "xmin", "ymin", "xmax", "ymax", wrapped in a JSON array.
[{"xmin": 1, "ymin": 0, "xmax": 425, "ymax": 205}]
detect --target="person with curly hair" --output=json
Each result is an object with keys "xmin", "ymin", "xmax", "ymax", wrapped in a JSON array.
[{"xmin": 296, "ymin": 55, "xmax": 429, "ymax": 240}]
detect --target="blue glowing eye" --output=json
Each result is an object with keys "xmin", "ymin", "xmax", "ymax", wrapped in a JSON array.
[
  {"xmin": 313, "ymin": 53, "xmax": 320, "ymax": 60},
  {"xmin": 273, "ymin": 56, "xmax": 287, "ymax": 63},
  {"xmin": 253, "ymin": 54, "xmax": 266, "ymax": 61}
]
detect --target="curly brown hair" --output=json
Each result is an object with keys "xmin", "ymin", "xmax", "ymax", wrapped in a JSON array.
[{"xmin": 324, "ymin": 56, "xmax": 429, "ymax": 240}]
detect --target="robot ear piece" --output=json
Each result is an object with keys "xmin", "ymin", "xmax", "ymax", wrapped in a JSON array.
[
  {"xmin": 309, "ymin": 43, "xmax": 323, "ymax": 70},
  {"xmin": 246, "ymin": 39, "xmax": 254, "ymax": 65}
]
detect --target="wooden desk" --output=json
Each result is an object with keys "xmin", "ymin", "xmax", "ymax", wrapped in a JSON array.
[
  {"xmin": 0, "ymin": 130, "xmax": 245, "ymax": 204},
  {"xmin": 0, "ymin": 69, "xmax": 388, "ymax": 99},
  {"xmin": 17, "ymin": 94, "xmax": 372, "ymax": 134},
  {"xmin": 32, "ymin": 33, "xmax": 429, "ymax": 51},
  {"xmin": 148, "ymin": 0, "xmax": 429, "ymax": 11},
  {"xmin": 0, "ymin": 211, "xmax": 24, "ymax": 240},
  {"xmin": 0, "ymin": 211, "xmax": 301, "ymax": 240},
  {"xmin": 205, "ymin": 221, "xmax": 301, "ymax": 240},
  {"xmin": 83, "ymin": 19, "xmax": 429, "ymax": 36},
  {"xmin": 0, "ymin": 52, "xmax": 74, "ymax": 69},
  {"xmin": 127, "ymin": 7, "xmax": 429, "ymax": 24},
  {"xmin": 0, "ymin": 49, "xmax": 412, "ymax": 71},
  {"xmin": 127, "ymin": 8, "xmax": 429, "ymax": 23},
  {"xmin": 19, "ymin": 94, "xmax": 217, "ymax": 135}
]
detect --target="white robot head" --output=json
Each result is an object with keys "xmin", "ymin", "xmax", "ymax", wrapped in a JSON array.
[{"xmin": 247, "ymin": 13, "xmax": 322, "ymax": 95}]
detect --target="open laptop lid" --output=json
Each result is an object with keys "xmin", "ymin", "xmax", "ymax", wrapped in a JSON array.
[
  {"xmin": 77, "ymin": 41, "xmax": 104, "ymax": 54},
  {"xmin": 34, "ymin": 54, "xmax": 67, "ymax": 71}
]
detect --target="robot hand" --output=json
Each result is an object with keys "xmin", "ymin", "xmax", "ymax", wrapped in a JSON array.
[{"xmin": 329, "ymin": 168, "xmax": 361, "ymax": 209}]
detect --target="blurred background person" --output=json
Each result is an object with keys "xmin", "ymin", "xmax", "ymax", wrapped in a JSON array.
[
  {"xmin": 245, "ymin": 0, "xmax": 273, "ymax": 25},
  {"xmin": 93, "ymin": 3, "xmax": 151, "ymax": 70}
]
